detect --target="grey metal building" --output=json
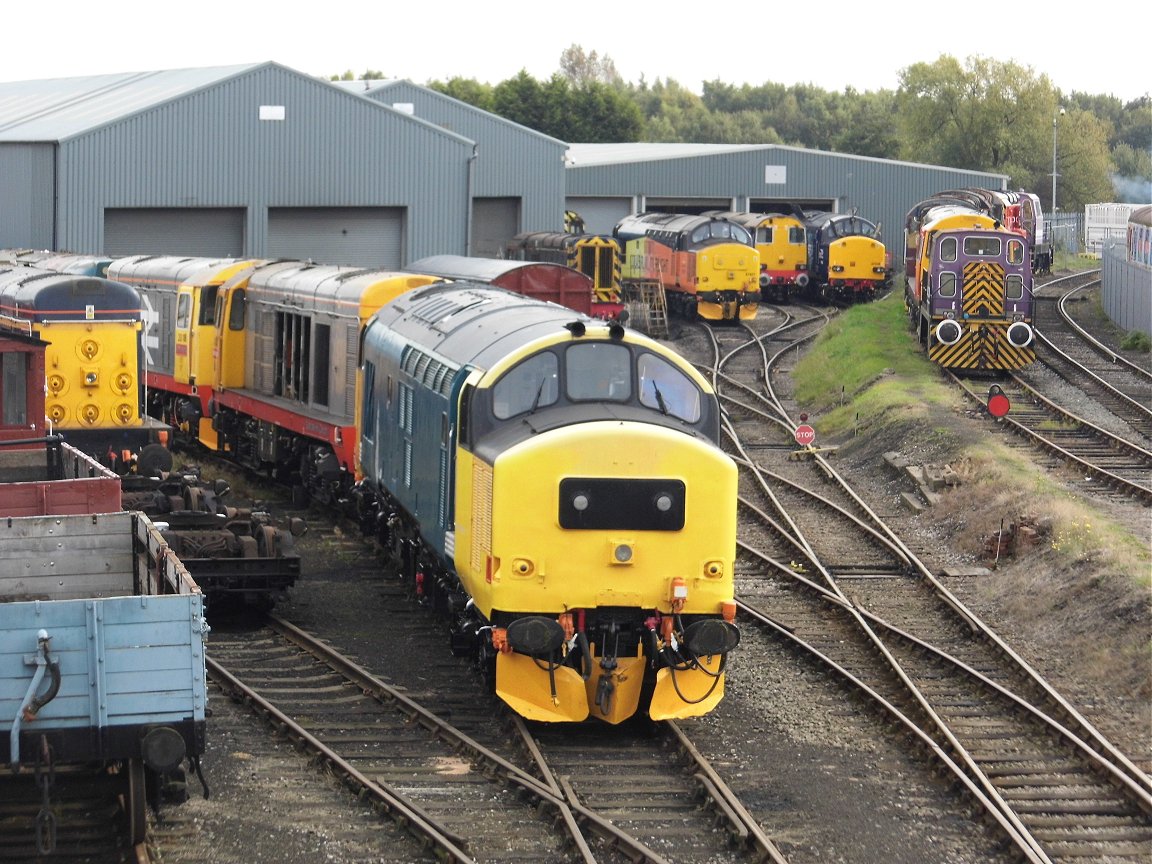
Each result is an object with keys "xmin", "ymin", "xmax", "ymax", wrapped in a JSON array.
[
  {"xmin": 340, "ymin": 80, "xmax": 568, "ymax": 257},
  {"xmin": 0, "ymin": 63, "xmax": 475, "ymax": 268},
  {"xmin": 563, "ymin": 143, "xmax": 1008, "ymax": 261}
]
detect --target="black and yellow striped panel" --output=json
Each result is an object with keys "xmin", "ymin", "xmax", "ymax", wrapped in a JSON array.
[
  {"xmin": 928, "ymin": 320, "xmax": 1035, "ymax": 370},
  {"xmin": 961, "ymin": 262, "xmax": 1006, "ymax": 317}
]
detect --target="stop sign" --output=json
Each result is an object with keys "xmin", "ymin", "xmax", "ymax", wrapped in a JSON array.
[{"xmin": 794, "ymin": 424, "xmax": 816, "ymax": 446}]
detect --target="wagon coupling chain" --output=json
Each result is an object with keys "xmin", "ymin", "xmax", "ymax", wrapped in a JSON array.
[{"xmin": 34, "ymin": 735, "xmax": 56, "ymax": 855}]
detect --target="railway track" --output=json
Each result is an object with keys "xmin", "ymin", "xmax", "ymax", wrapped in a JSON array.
[
  {"xmin": 0, "ymin": 764, "xmax": 148, "ymax": 864},
  {"xmin": 199, "ymin": 618, "xmax": 781, "ymax": 864},
  {"xmin": 686, "ymin": 319, "xmax": 1152, "ymax": 864},
  {"xmin": 943, "ymin": 274, "xmax": 1152, "ymax": 504},
  {"xmin": 140, "ymin": 489, "xmax": 784, "ymax": 864}
]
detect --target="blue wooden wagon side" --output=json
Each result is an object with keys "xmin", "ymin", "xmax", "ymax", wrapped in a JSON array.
[{"xmin": 0, "ymin": 511, "xmax": 208, "ymax": 846}]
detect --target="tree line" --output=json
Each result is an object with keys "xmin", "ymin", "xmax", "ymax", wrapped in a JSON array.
[{"xmin": 333, "ymin": 48, "xmax": 1151, "ymax": 216}]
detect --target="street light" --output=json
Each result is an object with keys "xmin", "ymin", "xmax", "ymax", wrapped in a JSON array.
[{"xmin": 1051, "ymin": 107, "xmax": 1065, "ymax": 212}]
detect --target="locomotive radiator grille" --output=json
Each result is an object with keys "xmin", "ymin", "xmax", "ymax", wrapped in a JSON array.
[
  {"xmin": 960, "ymin": 261, "xmax": 1006, "ymax": 317},
  {"xmin": 470, "ymin": 460, "xmax": 493, "ymax": 576}
]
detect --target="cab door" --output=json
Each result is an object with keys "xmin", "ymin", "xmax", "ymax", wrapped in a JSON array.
[{"xmin": 174, "ymin": 287, "xmax": 194, "ymax": 384}]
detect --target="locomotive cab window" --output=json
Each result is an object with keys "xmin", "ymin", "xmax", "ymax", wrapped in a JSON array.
[
  {"xmin": 939, "ymin": 237, "xmax": 958, "ymax": 262},
  {"xmin": 566, "ymin": 343, "xmax": 630, "ymax": 402},
  {"xmin": 1007, "ymin": 239, "xmax": 1024, "ymax": 265},
  {"xmin": 228, "ymin": 289, "xmax": 246, "ymax": 330},
  {"xmin": 938, "ymin": 272, "xmax": 958, "ymax": 298},
  {"xmin": 199, "ymin": 286, "xmax": 218, "ymax": 325},
  {"xmin": 756, "ymin": 227, "xmax": 774, "ymax": 244},
  {"xmin": 1006, "ymin": 274, "xmax": 1024, "ymax": 301},
  {"xmin": 176, "ymin": 294, "xmax": 192, "ymax": 328},
  {"xmin": 638, "ymin": 354, "xmax": 700, "ymax": 422},
  {"xmin": 492, "ymin": 352, "xmax": 558, "ymax": 418},
  {"xmin": 965, "ymin": 236, "xmax": 1002, "ymax": 257}
]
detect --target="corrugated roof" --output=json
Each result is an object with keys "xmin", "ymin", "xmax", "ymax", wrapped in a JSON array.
[
  {"xmin": 0, "ymin": 63, "xmax": 264, "ymax": 141},
  {"xmin": 331, "ymin": 79, "xmax": 566, "ymax": 147},
  {"xmin": 564, "ymin": 143, "xmax": 769, "ymax": 166},
  {"xmin": 564, "ymin": 142, "xmax": 1010, "ymax": 180}
]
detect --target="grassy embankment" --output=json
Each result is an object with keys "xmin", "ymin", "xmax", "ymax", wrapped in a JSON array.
[{"xmin": 790, "ymin": 292, "xmax": 1150, "ymax": 699}]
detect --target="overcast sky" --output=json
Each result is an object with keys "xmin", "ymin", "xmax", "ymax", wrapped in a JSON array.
[{"xmin": 3, "ymin": 2, "xmax": 1146, "ymax": 104}]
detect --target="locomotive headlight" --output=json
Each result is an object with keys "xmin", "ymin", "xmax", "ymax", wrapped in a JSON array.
[
  {"xmin": 1006, "ymin": 321, "xmax": 1034, "ymax": 347},
  {"xmin": 83, "ymin": 369, "xmax": 99, "ymax": 386},
  {"xmin": 572, "ymin": 493, "xmax": 590, "ymax": 512},
  {"xmin": 935, "ymin": 320, "xmax": 963, "ymax": 346},
  {"xmin": 611, "ymin": 543, "xmax": 634, "ymax": 565},
  {"xmin": 654, "ymin": 493, "xmax": 673, "ymax": 513}
]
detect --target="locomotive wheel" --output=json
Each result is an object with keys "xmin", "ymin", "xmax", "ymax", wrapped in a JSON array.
[
  {"xmin": 138, "ymin": 443, "xmax": 173, "ymax": 478},
  {"xmin": 125, "ymin": 758, "xmax": 147, "ymax": 845},
  {"xmin": 183, "ymin": 486, "xmax": 204, "ymax": 512},
  {"xmin": 256, "ymin": 525, "xmax": 278, "ymax": 558}
]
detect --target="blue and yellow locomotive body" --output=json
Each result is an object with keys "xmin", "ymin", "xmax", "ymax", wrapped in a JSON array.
[
  {"xmin": 613, "ymin": 213, "xmax": 760, "ymax": 321},
  {"xmin": 904, "ymin": 205, "xmax": 1035, "ymax": 371},
  {"xmin": 801, "ymin": 211, "xmax": 889, "ymax": 302},
  {"xmin": 358, "ymin": 281, "xmax": 739, "ymax": 723}
]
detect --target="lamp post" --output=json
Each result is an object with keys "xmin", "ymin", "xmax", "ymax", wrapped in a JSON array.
[{"xmin": 1051, "ymin": 107, "xmax": 1065, "ymax": 212}]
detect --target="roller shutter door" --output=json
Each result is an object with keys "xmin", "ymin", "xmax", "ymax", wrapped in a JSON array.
[
  {"xmin": 104, "ymin": 208, "xmax": 244, "ymax": 257},
  {"xmin": 644, "ymin": 197, "xmax": 731, "ymax": 215},
  {"xmin": 565, "ymin": 198, "xmax": 631, "ymax": 235},
  {"xmin": 750, "ymin": 197, "xmax": 835, "ymax": 213},
  {"xmin": 268, "ymin": 208, "xmax": 403, "ymax": 269},
  {"xmin": 471, "ymin": 198, "xmax": 519, "ymax": 258}
]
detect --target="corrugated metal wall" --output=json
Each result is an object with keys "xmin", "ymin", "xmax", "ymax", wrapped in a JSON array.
[
  {"xmin": 0, "ymin": 144, "xmax": 56, "ymax": 248},
  {"xmin": 361, "ymin": 83, "xmax": 568, "ymax": 234},
  {"xmin": 1101, "ymin": 242, "xmax": 1152, "ymax": 335},
  {"xmin": 54, "ymin": 66, "xmax": 472, "ymax": 265},
  {"xmin": 566, "ymin": 146, "xmax": 1006, "ymax": 257}
]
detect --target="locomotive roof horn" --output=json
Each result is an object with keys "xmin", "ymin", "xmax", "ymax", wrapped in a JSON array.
[{"xmin": 565, "ymin": 321, "xmax": 586, "ymax": 337}]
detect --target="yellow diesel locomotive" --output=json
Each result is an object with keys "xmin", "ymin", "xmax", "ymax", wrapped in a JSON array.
[
  {"xmin": 0, "ymin": 263, "xmax": 173, "ymax": 474},
  {"xmin": 357, "ymin": 281, "xmax": 740, "ymax": 723},
  {"xmin": 705, "ymin": 209, "xmax": 809, "ymax": 303}
]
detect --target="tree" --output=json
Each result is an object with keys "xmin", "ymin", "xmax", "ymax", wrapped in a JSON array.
[
  {"xmin": 896, "ymin": 55, "xmax": 1114, "ymax": 213},
  {"xmin": 490, "ymin": 71, "xmax": 641, "ymax": 142},
  {"xmin": 1050, "ymin": 109, "xmax": 1122, "ymax": 212},
  {"xmin": 428, "ymin": 77, "xmax": 496, "ymax": 112},
  {"xmin": 559, "ymin": 45, "xmax": 621, "ymax": 87},
  {"xmin": 832, "ymin": 90, "xmax": 901, "ymax": 159}
]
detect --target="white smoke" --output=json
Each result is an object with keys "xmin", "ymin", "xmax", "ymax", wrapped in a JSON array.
[{"xmin": 1110, "ymin": 174, "xmax": 1152, "ymax": 203}]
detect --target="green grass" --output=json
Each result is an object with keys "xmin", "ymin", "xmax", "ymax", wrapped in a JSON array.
[
  {"xmin": 792, "ymin": 293, "xmax": 958, "ymax": 436},
  {"xmin": 1054, "ymin": 250, "xmax": 1101, "ymax": 271}
]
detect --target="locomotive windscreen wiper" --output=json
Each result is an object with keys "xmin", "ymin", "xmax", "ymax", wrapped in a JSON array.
[
  {"xmin": 528, "ymin": 377, "xmax": 547, "ymax": 414},
  {"xmin": 651, "ymin": 381, "xmax": 668, "ymax": 415}
]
